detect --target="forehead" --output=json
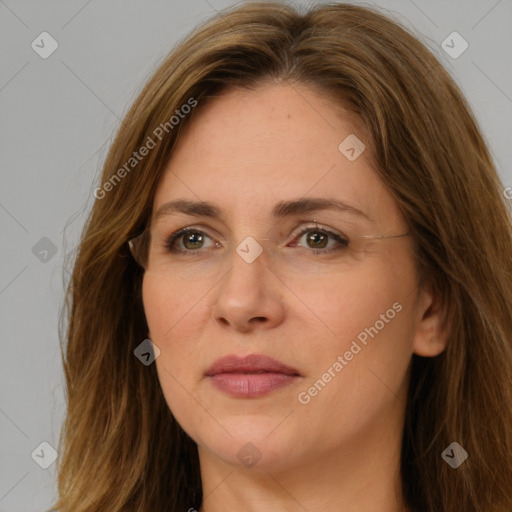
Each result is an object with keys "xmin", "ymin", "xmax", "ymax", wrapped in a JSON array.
[{"xmin": 152, "ymin": 83, "xmax": 401, "ymax": 227}]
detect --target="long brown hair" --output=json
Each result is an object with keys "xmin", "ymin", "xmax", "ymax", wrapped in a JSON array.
[{"xmin": 53, "ymin": 2, "xmax": 512, "ymax": 511}]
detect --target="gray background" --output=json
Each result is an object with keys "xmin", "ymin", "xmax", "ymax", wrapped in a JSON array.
[{"xmin": 1, "ymin": 0, "xmax": 511, "ymax": 510}]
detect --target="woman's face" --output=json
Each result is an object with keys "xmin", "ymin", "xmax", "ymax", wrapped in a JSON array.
[{"xmin": 142, "ymin": 82, "xmax": 442, "ymax": 474}]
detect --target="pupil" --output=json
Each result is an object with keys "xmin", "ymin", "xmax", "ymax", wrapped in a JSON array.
[
  {"xmin": 184, "ymin": 232, "xmax": 203, "ymax": 250},
  {"xmin": 307, "ymin": 231, "xmax": 327, "ymax": 249}
]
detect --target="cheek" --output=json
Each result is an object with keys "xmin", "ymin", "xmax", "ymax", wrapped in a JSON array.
[
  {"xmin": 296, "ymin": 254, "xmax": 417, "ymax": 404},
  {"xmin": 292, "ymin": 254, "xmax": 415, "ymax": 349},
  {"xmin": 294, "ymin": 292, "xmax": 414, "ymax": 448},
  {"xmin": 142, "ymin": 273, "xmax": 206, "ymax": 336},
  {"xmin": 142, "ymin": 274, "xmax": 209, "ymax": 432},
  {"xmin": 142, "ymin": 274, "xmax": 209, "ymax": 375}
]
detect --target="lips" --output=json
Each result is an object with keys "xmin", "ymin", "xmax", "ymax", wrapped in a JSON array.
[
  {"xmin": 205, "ymin": 354, "xmax": 301, "ymax": 398},
  {"xmin": 205, "ymin": 353, "xmax": 300, "ymax": 377}
]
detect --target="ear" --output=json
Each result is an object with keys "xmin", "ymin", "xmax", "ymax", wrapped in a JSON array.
[{"xmin": 412, "ymin": 283, "xmax": 450, "ymax": 357}]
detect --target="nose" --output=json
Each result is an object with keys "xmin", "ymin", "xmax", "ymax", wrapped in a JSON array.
[{"xmin": 210, "ymin": 243, "xmax": 286, "ymax": 333}]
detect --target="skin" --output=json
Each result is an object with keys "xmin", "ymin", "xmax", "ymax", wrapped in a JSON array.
[{"xmin": 142, "ymin": 81, "xmax": 449, "ymax": 512}]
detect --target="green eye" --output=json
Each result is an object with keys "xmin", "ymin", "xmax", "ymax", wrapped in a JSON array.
[
  {"xmin": 165, "ymin": 228, "xmax": 217, "ymax": 253},
  {"xmin": 289, "ymin": 227, "xmax": 349, "ymax": 255},
  {"xmin": 163, "ymin": 225, "xmax": 350, "ymax": 256},
  {"xmin": 182, "ymin": 231, "xmax": 205, "ymax": 250}
]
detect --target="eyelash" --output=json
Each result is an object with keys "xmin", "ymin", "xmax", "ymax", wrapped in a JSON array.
[{"xmin": 163, "ymin": 224, "xmax": 349, "ymax": 256}]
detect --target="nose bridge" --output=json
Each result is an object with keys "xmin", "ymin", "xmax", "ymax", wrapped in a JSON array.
[
  {"xmin": 211, "ymin": 234, "xmax": 285, "ymax": 330},
  {"xmin": 220, "ymin": 237, "xmax": 269, "ymax": 301}
]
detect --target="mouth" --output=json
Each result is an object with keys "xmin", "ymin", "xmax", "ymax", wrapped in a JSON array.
[{"xmin": 205, "ymin": 353, "xmax": 301, "ymax": 398}]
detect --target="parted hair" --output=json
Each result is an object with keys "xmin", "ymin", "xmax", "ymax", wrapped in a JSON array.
[{"xmin": 53, "ymin": 2, "xmax": 512, "ymax": 511}]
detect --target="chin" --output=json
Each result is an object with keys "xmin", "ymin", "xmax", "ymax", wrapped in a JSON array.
[{"xmin": 185, "ymin": 414, "xmax": 279, "ymax": 461}]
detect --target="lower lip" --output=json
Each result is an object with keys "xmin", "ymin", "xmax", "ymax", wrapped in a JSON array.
[{"xmin": 208, "ymin": 372, "xmax": 299, "ymax": 398}]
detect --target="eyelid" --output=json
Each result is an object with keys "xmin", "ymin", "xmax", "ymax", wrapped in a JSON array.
[
  {"xmin": 168, "ymin": 221, "xmax": 344, "ymax": 239},
  {"xmin": 169, "ymin": 224, "xmax": 224, "ymax": 242},
  {"xmin": 288, "ymin": 221, "xmax": 345, "ymax": 241}
]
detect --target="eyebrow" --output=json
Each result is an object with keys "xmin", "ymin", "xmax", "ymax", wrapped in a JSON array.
[{"xmin": 154, "ymin": 197, "xmax": 374, "ymax": 222}]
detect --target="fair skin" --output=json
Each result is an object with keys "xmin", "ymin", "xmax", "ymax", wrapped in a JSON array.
[{"xmin": 142, "ymin": 81, "xmax": 448, "ymax": 512}]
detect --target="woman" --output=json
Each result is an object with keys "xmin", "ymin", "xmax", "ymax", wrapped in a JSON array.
[{"xmin": 53, "ymin": 2, "xmax": 512, "ymax": 511}]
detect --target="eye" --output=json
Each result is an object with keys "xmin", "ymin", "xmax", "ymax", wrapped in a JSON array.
[
  {"xmin": 164, "ymin": 227, "xmax": 219, "ymax": 254},
  {"xmin": 162, "ymin": 224, "xmax": 349, "ymax": 256},
  {"xmin": 288, "ymin": 225, "xmax": 349, "ymax": 255}
]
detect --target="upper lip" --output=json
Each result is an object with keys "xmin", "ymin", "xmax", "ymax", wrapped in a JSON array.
[{"xmin": 206, "ymin": 354, "xmax": 301, "ymax": 376}]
